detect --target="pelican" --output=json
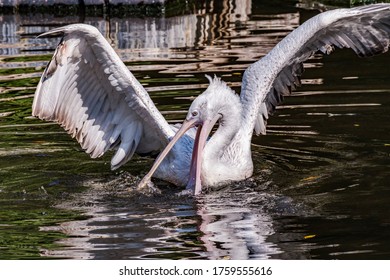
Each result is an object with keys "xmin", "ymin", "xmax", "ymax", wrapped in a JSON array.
[{"xmin": 33, "ymin": 4, "xmax": 390, "ymax": 195}]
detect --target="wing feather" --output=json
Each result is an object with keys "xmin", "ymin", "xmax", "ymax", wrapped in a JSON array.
[
  {"xmin": 240, "ymin": 4, "xmax": 390, "ymax": 136},
  {"xmin": 33, "ymin": 24, "xmax": 174, "ymax": 169}
]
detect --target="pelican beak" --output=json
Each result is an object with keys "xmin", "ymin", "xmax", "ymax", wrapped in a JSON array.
[
  {"xmin": 139, "ymin": 115, "xmax": 220, "ymax": 195},
  {"xmin": 187, "ymin": 114, "xmax": 220, "ymax": 195}
]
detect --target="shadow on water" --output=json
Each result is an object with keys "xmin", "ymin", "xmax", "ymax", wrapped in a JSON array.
[{"xmin": 0, "ymin": 0, "xmax": 389, "ymax": 259}]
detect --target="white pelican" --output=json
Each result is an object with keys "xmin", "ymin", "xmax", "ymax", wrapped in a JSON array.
[{"xmin": 33, "ymin": 4, "xmax": 390, "ymax": 195}]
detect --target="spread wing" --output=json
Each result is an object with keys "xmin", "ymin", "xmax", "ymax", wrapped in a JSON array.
[
  {"xmin": 32, "ymin": 24, "xmax": 175, "ymax": 169},
  {"xmin": 240, "ymin": 4, "xmax": 390, "ymax": 136}
]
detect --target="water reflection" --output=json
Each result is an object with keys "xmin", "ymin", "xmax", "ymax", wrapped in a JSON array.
[
  {"xmin": 198, "ymin": 190, "xmax": 279, "ymax": 260},
  {"xmin": 1, "ymin": 0, "xmax": 390, "ymax": 259},
  {"xmin": 41, "ymin": 181, "xmax": 286, "ymax": 259},
  {"xmin": 40, "ymin": 175, "xmax": 320, "ymax": 259}
]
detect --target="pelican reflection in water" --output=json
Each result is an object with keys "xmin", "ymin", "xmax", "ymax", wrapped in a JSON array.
[{"xmin": 33, "ymin": 4, "xmax": 390, "ymax": 195}]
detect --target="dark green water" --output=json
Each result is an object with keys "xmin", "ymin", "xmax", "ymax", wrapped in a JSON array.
[{"xmin": 0, "ymin": 1, "xmax": 389, "ymax": 259}]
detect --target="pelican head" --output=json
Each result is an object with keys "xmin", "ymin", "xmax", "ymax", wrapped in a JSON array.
[
  {"xmin": 140, "ymin": 75, "xmax": 241, "ymax": 195},
  {"xmin": 182, "ymin": 76, "xmax": 242, "ymax": 193},
  {"xmin": 186, "ymin": 75, "xmax": 240, "ymax": 126}
]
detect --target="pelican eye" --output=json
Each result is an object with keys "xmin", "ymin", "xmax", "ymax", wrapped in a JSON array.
[{"xmin": 191, "ymin": 110, "xmax": 199, "ymax": 117}]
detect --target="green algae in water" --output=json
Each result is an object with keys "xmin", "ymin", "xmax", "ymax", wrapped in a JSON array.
[
  {"xmin": 1, "ymin": 55, "xmax": 52, "ymax": 63},
  {"xmin": 0, "ymin": 150, "xmax": 92, "ymax": 259},
  {"xmin": 0, "ymin": 77, "xmax": 40, "ymax": 88},
  {"xmin": 0, "ymin": 67, "xmax": 38, "ymax": 76},
  {"xmin": 0, "ymin": 199, "xmax": 86, "ymax": 259}
]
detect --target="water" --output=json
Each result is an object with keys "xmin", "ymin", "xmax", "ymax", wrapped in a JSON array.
[{"xmin": 0, "ymin": 0, "xmax": 389, "ymax": 259}]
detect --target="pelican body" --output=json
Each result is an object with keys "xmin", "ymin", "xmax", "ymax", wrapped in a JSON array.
[{"xmin": 32, "ymin": 4, "xmax": 390, "ymax": 195}]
